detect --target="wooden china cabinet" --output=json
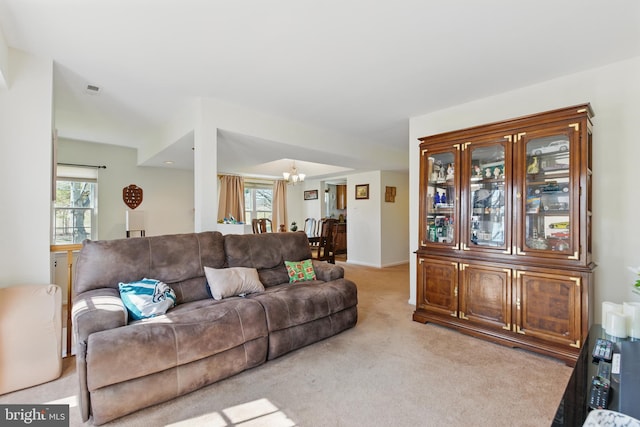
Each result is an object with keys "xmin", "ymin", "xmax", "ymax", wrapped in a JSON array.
[{"xmin": 413, "ymin": 104, "xmax": 595, "ymax": 365}]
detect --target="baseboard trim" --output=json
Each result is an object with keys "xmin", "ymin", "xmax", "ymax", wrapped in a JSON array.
[
  {"xmin": 381, "ymin": 260, "xmax": 410, "ymax": 268},
  {"xmin": 345, "ymin": 260, "xmax": 409, "ymax": 268}
]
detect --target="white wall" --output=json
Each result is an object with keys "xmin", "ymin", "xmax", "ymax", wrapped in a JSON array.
[
  {"xmin": 295, "ymin": 179, "xmax": 322, "ymax": 225},
  {"xmin": 196, "ymin": 98, "xmax": 405, "ymax": 170},
  {"xmin": 0, "ymin": 24, "xmax": 8, "ymax": 89},
  {"xmin": 345, "ymin": 170, "xmax": 410, "ymax": 267},
  {"xmin": 347, "ymin": 171, "xmax": 382, "ymax": 266},
  {"xmin": 193, "ymin": 97, "xmax": 404, "ymax": 232},
  {"xmin": 408, "ymin": 56, "xmax": 640, "ymax": 323},
  {"xmin": 0, "ymin": 49, "xmax": 53, "ymax": 287},
  {"xmin": 289, "ymin": 174, "xmax": 410, "ymax": 267},
  {"xmin": 194, "ymin": 99, "xmax": 218, "ymax": 232},
  {"xmin": 57, "ymin": 139, "xmax": 194, "ymax": 240},
  {"xmin": 381, "ymin": 171, "xmax": 410, "ymax": 267}
]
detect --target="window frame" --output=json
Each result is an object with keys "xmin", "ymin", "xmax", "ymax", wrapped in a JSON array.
[
  {"xmin": 52, "ymin": 166, "xmax": 99, "ymax": 245},
  {"xmin": 244, "ymin": 180, "xmax": 273, "ymax": 223}
]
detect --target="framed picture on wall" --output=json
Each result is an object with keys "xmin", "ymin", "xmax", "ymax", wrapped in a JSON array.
[
  {"xmin": 355, "ymin": 184, "xmax": 369, "ymax": 200},
  {"xmin": 385, "ymin": 186, "xmax": 396, "ymax": 202},
  {"xmin": 304, "ymin": 189, "xmax": 318, "ymax": 200}
]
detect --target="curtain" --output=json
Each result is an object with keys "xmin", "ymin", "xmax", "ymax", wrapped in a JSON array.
[
  {"xmin": 272, "ymin": 179, "xmax": 288, "ymax": 231},
  {"xmin": 217, "ymin": 175, "xmax": 245, "ymax": 222}
]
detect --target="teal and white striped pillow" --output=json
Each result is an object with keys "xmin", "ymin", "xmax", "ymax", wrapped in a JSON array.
[{"xmin": 118, "ymin": 278, "xmax": 177, "ymax": 320}]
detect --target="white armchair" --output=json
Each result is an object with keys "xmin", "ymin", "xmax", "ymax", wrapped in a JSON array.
[{"xmin": 0, "ymin": 284, "xmax": 62, "ymax": 394}]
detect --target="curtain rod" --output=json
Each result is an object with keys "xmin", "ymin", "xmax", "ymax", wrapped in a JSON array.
[
  {"xmin": 58, "ymin": 162, "xmax": 107, "ymax": 169},
  {"xmin": 218, "ymin": 174, "xmax": 275, "ymax": 182}
]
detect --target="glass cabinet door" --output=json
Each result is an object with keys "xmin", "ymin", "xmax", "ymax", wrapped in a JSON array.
[
  {"xmin": 465, "ymin": 141, "xmax": 510, "ymax": 252},
  {"xmin": 420, "ymin": 146, "xmax": 459, "ymax": 248},
  {"xmin": 522, "ymin": 133, "xmax": 574, "ymax": 255}
]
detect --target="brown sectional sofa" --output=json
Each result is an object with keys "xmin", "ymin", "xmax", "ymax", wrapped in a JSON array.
[{"xmin": 72, "ymin": 231, "xmax": 358, "ymax": 425}]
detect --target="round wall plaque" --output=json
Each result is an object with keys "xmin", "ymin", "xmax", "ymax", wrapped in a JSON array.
[{"xmin": 123, "ymin": 184, "xmax": 143, "ymax": 209}]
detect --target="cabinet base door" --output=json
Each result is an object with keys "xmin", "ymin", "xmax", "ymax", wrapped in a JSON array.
[
  {"xmin": 515, "ymin": 270, "xmax": 582, "ymax": 349},
  {"xmin": 460, "ymin": 264, "xmax": 512, "ymax": 332},
  {"xmin": 416, "ymin": 257, "xmax": 458, "ymax": 318}
]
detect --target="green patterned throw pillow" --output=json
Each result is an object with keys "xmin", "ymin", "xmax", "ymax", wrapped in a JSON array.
[{"xmin": 284, "ymin": 259, "xmax": 316, "ymax": 283}]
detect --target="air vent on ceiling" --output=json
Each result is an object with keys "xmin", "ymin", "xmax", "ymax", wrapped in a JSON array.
[{"xmin": 84, "ymin": 84, "xmax": 102, "ymax": 95}]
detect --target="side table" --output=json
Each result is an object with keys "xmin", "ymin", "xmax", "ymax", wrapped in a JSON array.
[{"xmin": 552, "ymin": 324, "xmax": 631, "ymax": 426}]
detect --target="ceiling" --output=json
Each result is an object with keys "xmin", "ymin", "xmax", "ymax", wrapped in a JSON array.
[{"xmin": 1, "ymin": 1, "xmax": 639, "ymax": 179}]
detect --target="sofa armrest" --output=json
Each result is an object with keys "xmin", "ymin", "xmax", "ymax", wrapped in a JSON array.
[
  {"xmin": 72, "ymin": 288, "xmax": 128, "ymax": 346},
  {"xmin": 72, "ymin": 288, "xmax": 127, "ymax": 422},
  {"xmin": 312, "ymin": 261, "xmax": 344, "ymax": 282}
]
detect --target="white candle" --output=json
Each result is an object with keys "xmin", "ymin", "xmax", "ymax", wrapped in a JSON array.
[
  {"xmin": 606, "ymin": 311, "xmax": 628, "ymax": 338},
  {"xmin": 602, "ymin": 301, "xmax": 623, "ymax": 326},
  {"xmin": 623, "ymin": 302, "xmax": 640, "ymax": 339}
]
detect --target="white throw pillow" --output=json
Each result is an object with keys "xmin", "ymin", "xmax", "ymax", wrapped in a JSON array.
[{"xmin": 204, "ymin": 266, "xmax": 265, "ymax": 300}]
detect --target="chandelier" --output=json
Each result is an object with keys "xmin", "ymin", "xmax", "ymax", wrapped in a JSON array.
[{"xmin": 283, "ymin": 161, "xmax": 305, "ymax": 184}]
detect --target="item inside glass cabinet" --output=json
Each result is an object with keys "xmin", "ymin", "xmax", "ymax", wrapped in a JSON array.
[
  {"xmin": 468, "ymin": 145, "xmax": 505, "ymax": 247},
  {"xmin": 426, "ymin": 153, "xmax": 455, "ymax": 244},
  {"xmin": 524, "ymin": 135, "xmax": 571, "ymax": 252}
]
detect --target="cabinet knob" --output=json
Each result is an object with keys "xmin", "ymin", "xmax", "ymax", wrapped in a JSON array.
[{"xmin": 516, "ymin": 192, "xmax": 522, "ymax": 199}]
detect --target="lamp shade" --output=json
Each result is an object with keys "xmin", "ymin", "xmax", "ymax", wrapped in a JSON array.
[
  {"xmin": 283, "ymin": 161, "xmax": 304, "ymax": 184},
  {"xmin": 126, "ymin": 210, "xmax": 145, "ymax": 231}
]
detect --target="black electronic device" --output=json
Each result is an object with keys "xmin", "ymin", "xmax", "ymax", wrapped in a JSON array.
[
  {"xmin": 588, "ymin": 377, "xmax": 610, "ymax": 410},
  {"xmin": 619, "ymin": 341, "xmax": 640, "ymax": 420},
  {"xmin": 597, "ymin": 361, "xmax": 612, "ymax": 382},
  {"xmin": 592, "ymin": 338, "xmax": 614, "ymax": 362}
]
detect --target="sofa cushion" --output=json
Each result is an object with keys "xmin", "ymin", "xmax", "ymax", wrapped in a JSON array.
[
  {"xmin": 88, "ymin": 337, "xmax": 268, "ymax": 426},
  {"xmin": 118, "ymin": 279, "xmax": 177, "ymax": 320},
  {"xmin": 266, "ymin": 306, "xmax": 357, "ymax": 360},
  {"xmin": 75, "ymin": 232, "xmax": 225, "ymax": 302},
  {"xmin": 248, "ymin": 278, "xmax": 358, "ymax": 332},
  {"xmin": 86, "ymin": 298, "xmax": 268, "ymax": 391},
  {"xmin": 285, "ymin": 259, "xmax": 316, "ymax": 282},
  {"xmin": 204, "ymin": 266, "xmax": 265, "ymax": 300},
  {"xmin": 224, "ymin": 232, "xmax": 313, "ymax": 287}
]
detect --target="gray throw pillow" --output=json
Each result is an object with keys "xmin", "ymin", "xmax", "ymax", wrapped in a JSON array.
[{"xmin": 204, "ymin": 266, "xmax": 265, "ymax": 300}]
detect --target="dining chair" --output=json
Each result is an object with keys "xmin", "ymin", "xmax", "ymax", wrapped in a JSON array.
[
  {"xmin": 303, "ymin": 218, "xmax": 317, "ymax": 237},
  {"xmin": 305, "ymin": 217, "xmax": 320, "ymax": 253},
  {"xmin": 252, "ymin": 218, "xmax": 272, "ymax": 233},
  {"xmin": 313, "ymin": 218, "xmax": 322, "ymax": 238},
  {"xmin": 310, "ymin": 218, "xmax": 338, "ymax": 263}
]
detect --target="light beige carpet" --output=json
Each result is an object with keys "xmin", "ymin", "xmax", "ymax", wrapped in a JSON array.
[{"xmin": 0, "ymin": 262, "xmax": 572, "ymax": 426}]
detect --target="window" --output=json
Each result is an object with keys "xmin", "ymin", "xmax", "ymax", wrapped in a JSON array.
[
  {"xmin": 53, "ymin": 166, "xmax": 98, "ymax": 244},
  {"xmin": 244, "ymin": 180, "xmax": 273, "ymax": 222}
]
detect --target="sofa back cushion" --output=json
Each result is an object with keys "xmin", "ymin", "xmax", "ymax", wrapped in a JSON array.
[
  {"xmin": 224, "ymin": 232, "xmax": 313, "ymax": 287},
  {"xmin": 75, "ymin": 232, "xmax": 226, "ymax": 303}
]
